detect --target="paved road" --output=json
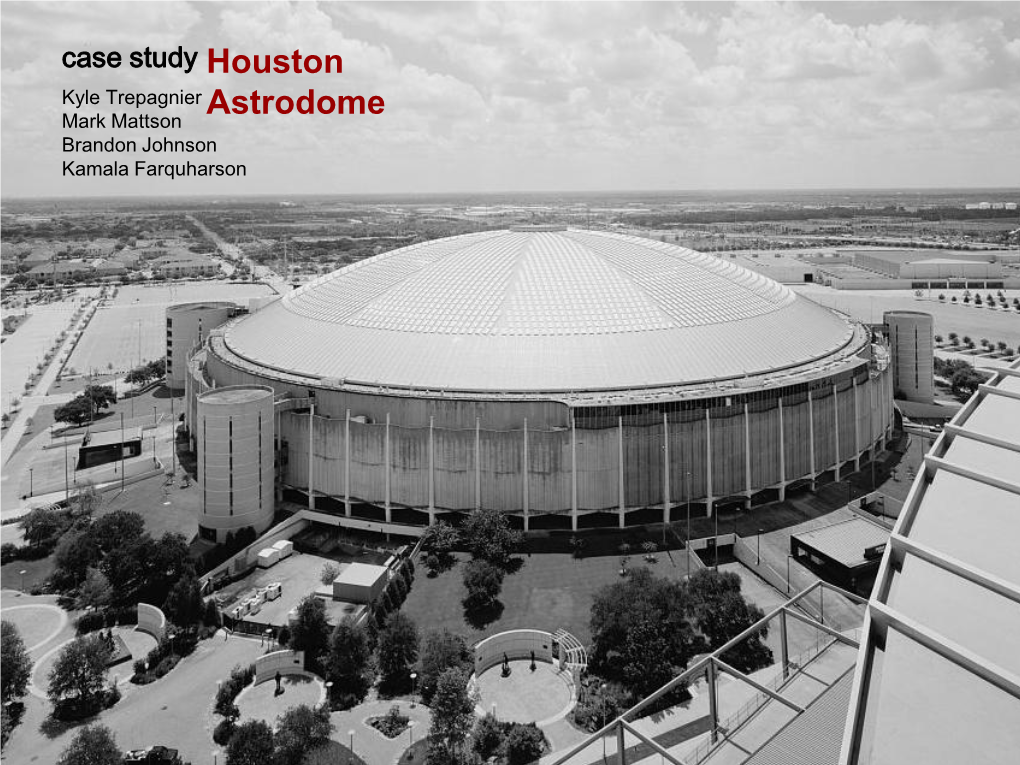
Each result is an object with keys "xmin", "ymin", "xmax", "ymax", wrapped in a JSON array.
[
  {"xmin": 2, "ymin": 297, "xmax": 100, "ymax": 467},
  {"xmin": 186, "ymin": 213, "xmax": 290, "ymax": 295}
]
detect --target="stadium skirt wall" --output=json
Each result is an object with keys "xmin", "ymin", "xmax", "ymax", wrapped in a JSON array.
[{"xmin": 188, "ymin": 331, "xmax": 894, "ymax": 532}]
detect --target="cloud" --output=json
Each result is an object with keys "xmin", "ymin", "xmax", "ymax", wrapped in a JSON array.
[{"xmin": 2, "ymin": 0, "xmax": 1018, "ymax": 196}]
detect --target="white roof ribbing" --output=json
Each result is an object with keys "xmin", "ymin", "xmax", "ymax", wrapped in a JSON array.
[{"xmin": 224, "ymin": 229, "xmax": 856, "ymax": 393}]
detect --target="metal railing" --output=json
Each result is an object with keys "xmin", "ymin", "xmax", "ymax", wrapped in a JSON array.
[
  {"xmin": 684, "ymin": 633, "xmax": 842, "ymax": 765},
  {"xmin": 547, "ymin": 580, "xmax": 867, "ymax": 765}
]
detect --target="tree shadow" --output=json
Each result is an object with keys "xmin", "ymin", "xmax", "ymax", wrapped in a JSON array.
[
  {"xmin": 463, "ymin": 599, "xmax": 504, "ymax": 630},
  {"xmin": 503, "ymin": 557, "xmax": 524, "ymax": 576},
  {"xmin": 39, "ymin": 711, "xmax": 93, "ymax": 740}
]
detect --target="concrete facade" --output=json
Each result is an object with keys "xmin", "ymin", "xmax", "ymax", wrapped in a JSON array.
[
  {"xmin": 165, "ymin": 301, "xmax": 236, "ymax": 389},
  {"xmin": 884, "ymin": 311, "xmax": 934, "ymax": 403},
  {"xmin": 197, "ymin": 385, "xmax": 275, "ymax": 542}
]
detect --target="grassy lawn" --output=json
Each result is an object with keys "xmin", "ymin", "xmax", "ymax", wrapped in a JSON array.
[
  {"xmin": 0, "ymin": 552, "xmax": 56, "ymax": 592},
  {"xmin": 402, "ymin": 551, "xmax": 689, "ymax": 645}
]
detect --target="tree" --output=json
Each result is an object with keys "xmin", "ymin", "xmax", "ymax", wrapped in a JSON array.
[
  {"xmin": 420, "ymin": 521, "xmax": 460, "ymax": 573},
  {"xmin": 429, "ymin": 668, "xmax": 474, "ymax": 759},
  {"xmin": 54, "ymin": 396, "xmax": 93, "ymax": 426},
  {"xmin": 54, "ymin": 386, "xmax": 117, "ymax": 426},
  {"xmin": 162, "ymin": 574, "xmax": 204, "ymax": 627},
  {"xmin": 56, "ymin": 724, "xmax": 123, "ymax": 765},
  {"xmin": 589, "ymin": 568, "xmax": 696, "ymax": 699},
  {"xmin": 950, "ymin": 367, "xmax": 990, "ymax": 401},
  {"xmin": 69, "ymin": 483, "xmax": 101, "ymax": 518},
  {"xmin": 92, "ymin": 510, "xmax": 146, "ymax": 555},
  {"xmin": 291, "ymin": 596, "xmax": 331, "ymax": 666},
  {"xmin": 319, "ymin": 561, "xmax": 340, "ymax": 585},
  {"xmin": 1, "ymin": 621, "xmax": 31, "ymax": 703},
  {"xmin": 47, "ymin": 635, "xmax": 111, "ymax": 712},
  {"xmin": 472, "ymin": 714, "xmax": 503, "ymax": 761},
  {"xmin": 274, "ymin": 704, "xmax": 333, "ymax": 765},
  {"xmin": 687, "ymin": 569, "xmax": 772, "ymax": 674},
  {"xmin": 21, "ymin": 505, "xmax": 67, "ymax": 548},
  {"xmin": 948, "ymin": 332, "xmax": 958, "ymax": 345},
  {"xmin": 419, "ymin": 629, "xmax": 472, "ymax": 704},
  {"xmin": 503, "ymin": 723, "xmax": 547, "ymax": 765},
  {"xmin": 82, "ymin": 385, "xmax": 117, "ymax": 417},
  {"xmin": 462, "ymin": 559, "xmax": 504, "ymax": 613},
  {"xmin": 324, "ymin": 617, "xmax": 370, "ymax": 705},
  {"xmin": 377, "ymin": 612, "xmax": 419, "ymax": 691},
  {"xmin": 54, "ymin": 528, "xmax": 102, "ymax": 589},
  {"xmin": 225, "ymin": 720, "xmax": 275, "ymax": 765},
  {"xmin": 76, "ymin": 567, "xmax": 113, "ymax": 611},
  {"xmin": 461, "ymin": 508, "xmax": 521, "ymax": 567}
]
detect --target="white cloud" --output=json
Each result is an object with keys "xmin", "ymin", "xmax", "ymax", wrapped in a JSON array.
[{"xmin": 2, "ymin": 0, "xmax": 1018, "ymax": 196}]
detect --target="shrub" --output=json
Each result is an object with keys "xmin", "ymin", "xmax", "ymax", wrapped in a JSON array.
[
  {"xmin": 212, "ymin": 717, "xmax": 236, "ymax": 745},
  {"xmin": 215, "ymin": 663, "xmax": 255, "ymax": 718},
  {"xmin": 473, "ymin": 714, "xmax": 503, "ymax": 760}
]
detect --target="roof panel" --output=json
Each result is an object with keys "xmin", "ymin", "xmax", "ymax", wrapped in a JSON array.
[{"xmin": 222, "ymin": 229, "xmax": 858, "ymax": 393}]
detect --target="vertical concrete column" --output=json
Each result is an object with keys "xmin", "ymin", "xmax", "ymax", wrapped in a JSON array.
[
  {"xmin": 869, "ymin": 377, "xmax": 877, "ymax": 459},
  {"xmin": 343, "ymin": 408, "xmax": 351, "ymax": 516},
  {"xmin": 780, "ymin": 609, "xmax": 790, "ymax": 680},
  {"xmin": 807, "ymin": 391, "xmax": 817, "ymax": 491},
  {"xmin": 475, "ymin": 417, "xmax": 481, "ymax": 511},
  {"xmin": 307, "ymin": 404, "xmax": 315, "ymax": 510},
  {"xmin": 743, "ymin": 402, "xmax": 752, "ymax": 508},
  {"xmin": 275, "ymin": 409, "xmax": 283, "ymax": 502},
  {"xmin": 662, "ymin": 412, "xmax": 671, "ymax": 526},
  {"xmin": 705, "ymin": 408, "xmax": 714, "ymax": 518},
  {"xmin": 428, "ymin": 416, "xmax": 436, "ymax": 525},
  {"xmin": 777, "ymin": 398, "xmax": 787, "ymax": 501},
  {"xmin": 385, "ymin": 412, "xmax": 392, "ymax": 523},
  {"xmin": 707, "ymin": 660, "xmax": 719, "ymax": 744},
  {"xmin": 832, "ymin": 383, "xmax": 841, "ymax": 482},
  {"xmin": 852, "ymin": 377, "xmax": 861, "ymax": 471},
  {"xmin": 570, "ymin": 414, "xmax": 578, "ymax": 531},
  {"xmin": 618, "ymin": 415, "xmax": 626, "ymax": 528},
  {"xmin": 522, "ymin": 419, "xmax": 529, "ymax": 532}
]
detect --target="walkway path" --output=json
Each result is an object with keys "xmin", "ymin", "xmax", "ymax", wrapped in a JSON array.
[{"xmin": 329, "ymin": 698, "xmax": 432, "ymax": 765}]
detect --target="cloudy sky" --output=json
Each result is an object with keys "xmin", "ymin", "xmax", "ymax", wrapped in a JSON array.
[{"xmin": 2, "ymin": 1, "xmax": 1019, "ymax": 197}]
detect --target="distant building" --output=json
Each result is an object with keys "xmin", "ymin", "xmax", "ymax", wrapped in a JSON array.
[
  {"xmin": 852, "ymin": 249, "xmax": 1003, "ymax": 280},
  {"xmin": 27, "ymin": 261, "xmax": 88, "ymax": 279},
  {"xmin": 150, "ymin": 253, "xmax": 220, "ymax": 278}
]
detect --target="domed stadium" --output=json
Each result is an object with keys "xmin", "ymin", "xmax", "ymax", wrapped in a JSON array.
[{"xmin": 186, "ymin": 227, "xmax": 893, "ymax": 539}]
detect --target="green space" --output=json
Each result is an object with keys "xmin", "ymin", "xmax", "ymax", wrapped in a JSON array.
[{"xmin": 404, "ymin": 551, "xmax": 671, "ymax": 644}]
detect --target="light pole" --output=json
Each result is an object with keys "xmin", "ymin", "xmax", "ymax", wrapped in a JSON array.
[
  {"xmin": 348, "ymin": 729, "xmax": 355, "ymax": 758},
  {"xmin": 212, "ymin": 751, "xmax": 219, "ymax": 765},
  {"xmin": 29, "ymin": 467, "xmax": 33, "ymax": 497},
  {"xmin": 20, "ymin": 569, "xmax": 27, "ymax": 592},
  {"xmin": 120, "ymin": 412, "xmax": 125, "ymax": 492},
  {"xmin": 685, "ymin": 470, "xmax": 691, "ymax": 578},
  {"xmin": 714, "ymin": 502, "xmax": 719, "ymax": 571},
  {"xmin": 757, "ymin": 528, "xmax": 763, "ymax": 566},
  {"xmin": 787, "ymin": 555, "xmax": 792, "ymax": 594},
  {"xmin": 410, "ymin": 672, "xmax": 417, "ymax": 707},
  {"xmin": 601, "ymin": 682, "xmax": 608, "ymax": 759},
  {"xmin": 325, "ymin": 680, "xmax": 333, "ymax": 709}
]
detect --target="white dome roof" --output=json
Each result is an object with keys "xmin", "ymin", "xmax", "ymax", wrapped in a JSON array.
[{"xmin": 224, "ymin": 228, "xmax": 855, "ymax": 393}]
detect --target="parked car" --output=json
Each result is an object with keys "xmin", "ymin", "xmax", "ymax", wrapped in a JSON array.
[{"xmin": 124, "ymin": 746, "xmax": 186, "ymax": 765}]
